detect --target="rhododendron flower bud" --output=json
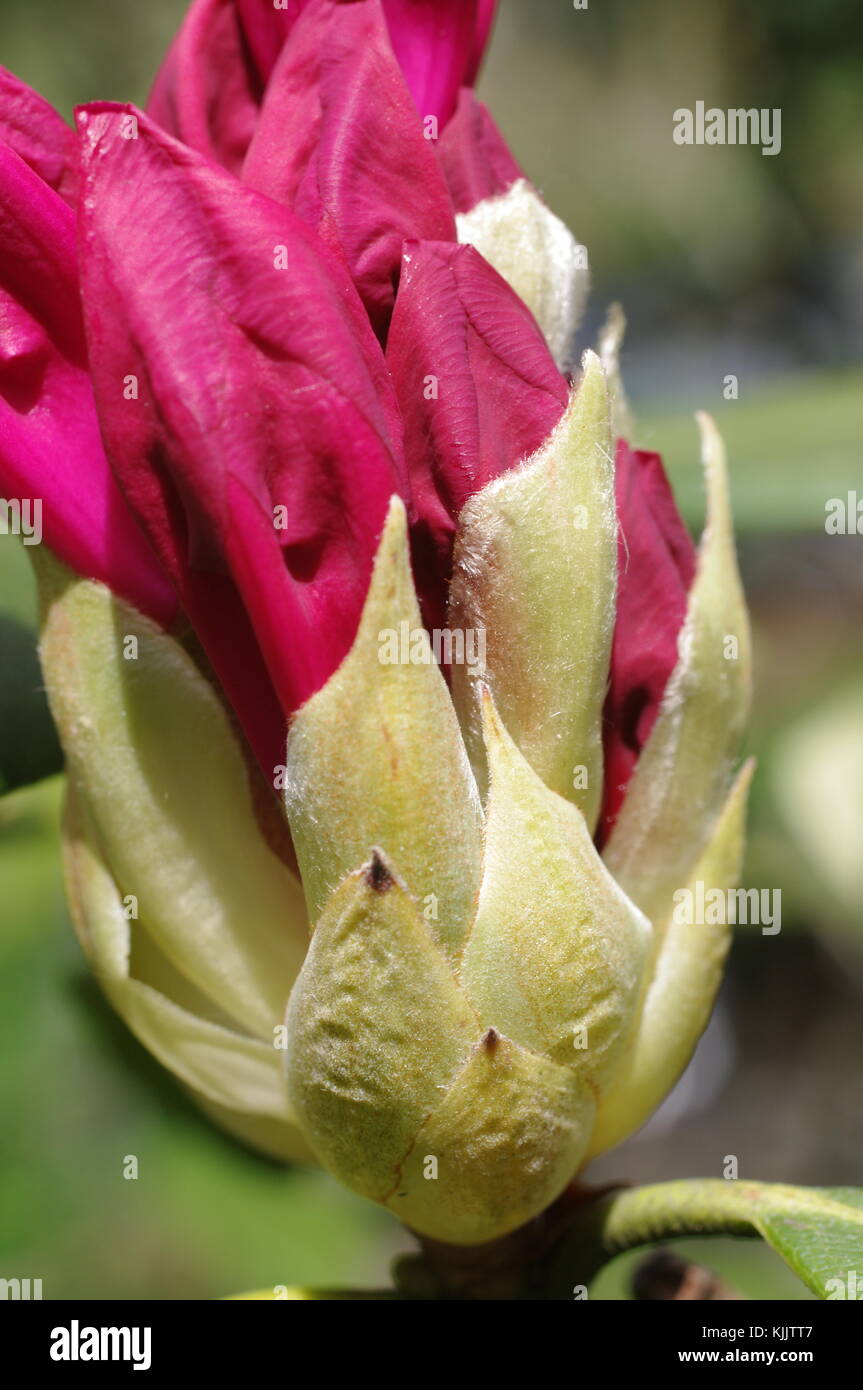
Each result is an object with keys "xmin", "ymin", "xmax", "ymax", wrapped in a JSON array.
[
  {"xmin": 281, "ymin": 386, "xmax": 751, "ymax": 1243},
  {"xmin": 0, "ymin": 0, "xmax": 752, "ymax": 1247}
]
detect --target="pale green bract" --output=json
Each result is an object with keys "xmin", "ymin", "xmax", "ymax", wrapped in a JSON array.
[
  {"xmin": 280, "ymin": 373, "xmax": 751, "ymax": 1243},
  {"xmin": 36, "ymin": 353, "xmax": 751, "ymax": 1244}
]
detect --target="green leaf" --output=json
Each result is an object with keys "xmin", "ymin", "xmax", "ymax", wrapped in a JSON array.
[
  {"xmin": 755, "ymin": 1187, "xmax": 863, "ymax": 1298},
  {"xmin": 554, "ymin": 1179, "xmax": 863, "ymax": 1299}
]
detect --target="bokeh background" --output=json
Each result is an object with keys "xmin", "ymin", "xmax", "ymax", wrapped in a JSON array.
[{"xmin": 1, "ymin": 0, "xmax": 861, "ymax": 1299}]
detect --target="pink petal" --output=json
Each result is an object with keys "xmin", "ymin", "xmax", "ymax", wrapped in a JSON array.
[
  {"xmin": 76, "ymin": 104, "xmax": 408, "ymax": 773},
  {"xmin": 234, "ymin": 0, "xmax": 301, "ymax": 77},
  {"xmin": 0, "ymin": 139, "xmax": 175, "ymax": 627},
  {"xmin": 0, "ymin": 66, "xmax": 78, "ymax": 205},
  {"xmin": 598, "ymin": 441, "xmax": 697, "ymax": 844},
  {"xmin": 437, "ymin": 87, "xmax": 522, "ymax": 213},
  {"xmin": 149, "ymin": 0, "xmax": 497, "ymax": 176},
  {"xmin": 386, "ymin": 239, "xmax": 568, "ymax": 629},
  {"xmin": 381, "ymin": 0, "xmax": 490, "ymax": 128},
  {"xmin": 147, "ymin": 0, "xmax": 270, "ymax": 174},
  {"xmin": 469, "ymin": 0, "xmax": 500, "ymax": 84},
  {"xmin": 243, "ymin": 0, "xmax": 455, "ymax": 338}
]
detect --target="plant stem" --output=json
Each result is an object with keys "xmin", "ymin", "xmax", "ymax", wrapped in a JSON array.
[
  {"xmin": 539, "ymin": 1180, "xmax": 758, "ymax": 1298},
  {"xmin": 397, "ymin": 1180, "xmax": 762, "ymax": 1300}
]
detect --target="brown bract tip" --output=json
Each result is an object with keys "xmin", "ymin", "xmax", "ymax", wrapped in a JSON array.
[
  {"xmin": 365, "ymin": 849, "xmax": 394, "ymax": 894},
  {"xmin": 481, "ymin": 1027, "xmax": 500, "ymax": 1054}
]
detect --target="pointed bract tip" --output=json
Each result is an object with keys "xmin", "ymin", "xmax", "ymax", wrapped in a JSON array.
[
  {"xmin": 383, "ymin": 493, "xmax": 408, "ymax": 531},
  {"xmin": 599, "ymin": 302, "xmax": 627, "ymax": 358},
  {"xmin": 737, "ymin": 756, "xmax": 757, "ymax": 792},
  {"xmin": 579, "ymin": 347, "xmax": 605, "ymax": 380},
  {"xmin": 477, "ymin": 680, "xmax": 501, "ymax": 737},
  {"xmin": 696, "ymin": 409, "xmax": 722, "ymax": 461},
  {"xmin": 569, "ymin": 348, "xmax": 609, "ymax": 423},
  {"xmin": 372, "ymin": 495, "xmax": 409, "ymax": 568},
  {"xmin": 481, "ymin": 1026, "xmax": 500, "ymax": 1054},
  {"xmin": 695, "ymin": 411, "xmax": 733, "ymax": 541},
  {"xmin": 364, "ymin": 849, "xmax": 394, "ymax": 894}
]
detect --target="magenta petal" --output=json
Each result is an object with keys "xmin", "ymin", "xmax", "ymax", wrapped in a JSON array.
[
  {"xmin": 243, "ymin": 0, "xmax": 455, "ymax": 337},
  {"xmin": 0, "ymin": 139, "xmax": 175, "ymax": 627},
  {"xmin": 76, "ymin": 104, "xmax": 408, "ymax": 770},
  {"xmin": 381, "ymin": 0, "xmax": 486, "ymax": 128},
  {"xmin": 469, "ymin": 0, "xmax": 499, "ymax": 85},
  {"xmin": 437, "ymin": 87, "xmax": 522, "ymax": 213},
  {"xmin": 0, "ymin": 66, "xmax": 78, "ymax": 205},
  {"xmin": 149, "ymin": 0, "xmax": 497, "ymax": 175},
  {"xmin": 386, "ymin": 239, "xmax": 568, "ymax": 628},
  {"xmin": 598, "ymin": 441, "xmax": 697, "ymax": 844},
  {"xmin": 234, "ymin": 0, "xmax": 300, "ymax": 77},
  {"xmin": 147, "ymin": 0, "xmax": 269, "ymax": 174}
]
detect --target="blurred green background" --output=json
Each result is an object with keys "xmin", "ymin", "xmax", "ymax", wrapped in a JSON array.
[{"xmin": 1, "ymin": 0, "xmax": 862, "ymax": 1299}]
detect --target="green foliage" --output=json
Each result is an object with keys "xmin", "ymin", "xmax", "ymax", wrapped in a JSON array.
[{"xmin": 572, "ymin": 1179, "xmax": 863, "ymax": 1300}]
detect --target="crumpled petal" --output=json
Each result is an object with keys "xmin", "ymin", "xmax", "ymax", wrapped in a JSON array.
[
  {"xmin": 436, "ymin": 88, "xmax": 521, "ymax": 214},
  {"xmin": 147, "ymin": 0, "xmax": 284, "ymax": 174},
  {"xmin": 0, "ymin": 139, "xmax": 175, "ymax": 627},
  {"xmin": 149, "ymin": 0, "xmax": 497, "ymax": 174},
  {"xmin": 76, "ymin": 103, "xmax": 407, "ymax": 774},
  {"xmin": 234, "ymin": 0, "xmax": 302, "ymax": 76},
  {"xmin": 0, "ymin": 66, "xmax": 77, "ymax": 204},
  {"xmin": 243, "ymin": 0, "xmax": 455, "ymax": 336},
  {"xmin": 381, "ymin": 0, "xmax": 496, "ymax": 129},
  {"xmin": 386, "ymin": 238, "xmax": 567, "ymax": 630},
  {"xmin": 598, "ymin": 441, "xmax": 697, "ymax": 845}
]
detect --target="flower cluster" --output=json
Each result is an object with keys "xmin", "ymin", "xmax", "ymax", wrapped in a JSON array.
[{"xmin": 0, "ymin": 0, "xmax": 750, "ymax": 1244}]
